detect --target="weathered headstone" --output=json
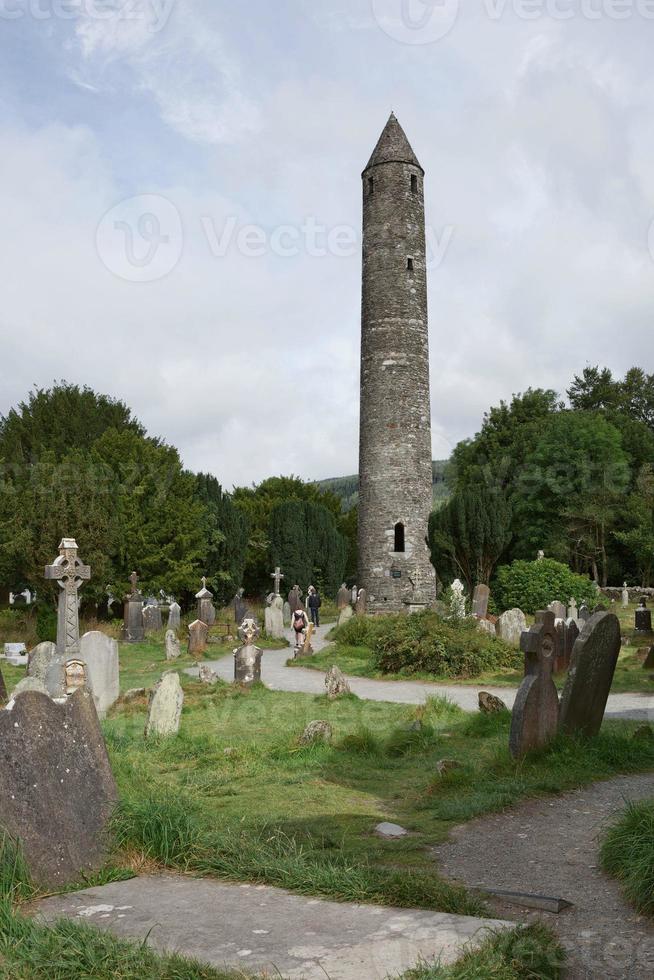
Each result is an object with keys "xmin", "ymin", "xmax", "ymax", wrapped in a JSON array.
[
  {"xmin": 338, "ymin": 604, "xmax": 354, "ymax": 628},
  {"xmin": 548, "ymin": 600, "xmax": 566, "ymax": 621},
  {"xmin": 44, "ymin": 538, "xmax": 90, "ymax": 657},
  {"xmin": 477, "ymin": 618, "xmax": 496, "ymax": 637},
  {"xmin": 142, "ymin": 599, "xmax": 163, "ymax": 632},
  {"xmin": 188, "ymin": 620, "xmax": 209, "ymax": 656},
  {"xmin": 300, "ymin": 721, "xmax": 333, "ymax": 745},
  {"xmin": 472, "ymin": 584, "xmax": 490, "ymax": 619},
  {"xmin": 635, "ymin": 599, "xmax": 652, "ymax": 635},
  {"xmin": 325, "ymin": 665, "xmax": 351, "ymax": 700},
  {"xmin": 567, "ymin": 599, "xmax": 578, "ymax": 622},
  {"xmin": 234, "ymin": 589, "xmax": 248, "ymax": 625},
  {"xmin": 145, "ymin": 672, "xmax": 184, "ymax": 737},
  {"xmin": 509, "ymin": 611, "xmax": 560, "ymax": 758},
  {"xmin": 497, "ymin": 608, "xmax": 527, "ymax": 647},
  {"xmin": 622, "ymin": 583, "xmax": 629, "ymax": 609},
  {"xmin": 0, "ymin": 689, "xmax": 117, "ymax": 887},
  {"xmin": 165, "ymin": 629, "xmax": 181, "ymax": 661},
  {"xmin": 564, "ymin": 618, "xmax": 580, "ymax": 665},
  {"xmin": 356, "ymin": 588, "xmax": 367, "ymax": 616},
  {"xmin": 578, "ymin": 604, "xmax": 591, "ymax": 624},
  {"xmin": 283, "ymin": 601, "xmax": 292, "ymax": 627},
  {"xmin": 337, "ymin": 584, "xmax": 350, "ymax": 611},
  {"xmin": 167, "ymin": 601, "xmax": 181, "ymax": 630},
  {"xmin": 479, "ymin": 691, "xmax": 507, "ymax": 714},
  {"xmin": 27, "ymin": 641, "xmax": 62, "ymax": 694},
  {"xmin": 12, "ymin": 677, "xmax": 50, "ymax": 699},
  {"xmin": 554, "ymin": 619, "xmax": 568, "ymax": 673},
  {"xmin": 266, "ymin": 594, "xmax": 285, "ymax": 639},
  {"xmin": 198, "ymin": 665, "xmax": 218, "ymax": 685},
  {"xmin": 559, "ymin": 612, "xmax": 621, "ymax": 738},
  {"xmin": 448, "ymin": 580, "xmax": 466, "ymax": 620},
  {"xmin": 234, "ymin": 620, "xmax": 262, "ymax": 686},
  {"xmin": 196, "ymin": 578, "xmax": 216, "ymax": 627},
  {"xmin": 80, "ymin": 631, "xmax": 120, "ymax": 720},
  {"xmin": 65, "ymin": 659, "xmax": 88, "ymax": 696},
  {"xmin": 122, "ymin": 571, "xmax": 145, "ymax": 644},
  {"xmin": 270, "ymin": 566, "xmax": 285, "ymax": 596}
]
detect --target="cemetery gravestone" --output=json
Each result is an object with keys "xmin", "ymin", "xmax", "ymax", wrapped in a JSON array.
[
  {"xmin": 548, "ymin": 600, "xmax": 566, "ymax": 621},
  {"xmin": 635, "ymin": 599, "xmax": 652, "ymax": 635},
  {"xmin": 559, "ymin": 612, "xmax": 621, "ymax": 738},
  {"xmin": 165, "ymin": 629, "xmax": 181, "ymax": 661},
  {"xmin": 234, "ymin": 589, "xmax": 248, "ymax": 625},
  {"xmin": 27, "ymin": 641, "xmax": 64, "ymax": 697},
  {"xmin": 337, "ymin": 584, "xmax": 350, "ymax": 611},
  {"xmin": 449, "ymin": 580, "xmax": 466, "ymax": 620},
  {"xmin": 167, "ymin": 601, "xmax": 181, "ymax": 630},
  {"xmin": 567, "ymin": 599, "xmax": 578, "ymax": 622},
  {"xmin": 198, "ymin": 665, "xmax": 218, "ymax": 685},
  {"xmin": 196, "ymin": 578, "xmax": 216, "ymax": 626},
  {"xmin": 338, "ymin": 604, "xmax": 354, "ymax": 627},
  {"xmin": 11, "ymin": 677, "xmax": 50, "ymax": 699},
  {"xmin": 509, "ymin": 611, "xmax": 560, "ymax": 758},
  {"xmin": 472, "ymin": 584, "xmax": 490, "ymax": 619},
  {"xmin": 270, "ymin": 566, "xmax": 285, "ymax": 597},
  {"xmin": 145, "ymin": 673, "xmax": 184, "ymax": 737},
  {"xmin": 268, "ymin": 594, "xmax": 285, "ymax": 639},
  {"xmin": 578, "ymin": 605, "xmax": 591, "ymax": 624},
  {"xmin": 45, "ymin": 538, "xmax": 90, "ymax": 657},
  {"xmin": 142, "ymin": 599, "xmax": 162, "ymax": 632},
  {"xmin": 188, "ymin": 620, "xmax": 209, "ymax": 656},
  {"xmin": 0, "ymin": 689, "xmax": 117, "ymax": 888},
  {"xmin": 564, "ymin": 619, "xmax": 580, "ymax": 664},
  {"xmin": 497, "ymin": 609, "xmax": 527, "ymax": 647},
  {"xmin": 477, "ymin": 619, "xmax": 496, "ymax": 637},
  {"xmin": 356, "ymin": 588, "xmax": 368, "ymax": 616},
  {"xmin": 283, "ymin": 601, "xmax": 292, "ymax": 627},
  {"xmin": 326, "ymin": 665, "xmax": 351, "ymax": 700},
  {"xmin": 622, "ymin": 583, "xmax": 629, "ymax": 609},
  {"xmin": 122, "ymin": 572, "xmax": 145, "ymax": 644},
  {"xmin": 80, "ymin": 631, "xmax": 120, "ymax": 720},
  {"xmin": 234, "ymin": 620, "xmax": 262, "ymax": 686}
]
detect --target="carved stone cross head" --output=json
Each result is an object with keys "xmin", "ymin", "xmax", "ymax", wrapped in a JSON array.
[
  {"xmin": 45, "ymin": 538, "xmax": 91, "ymax": 595},
  {"xmin": 270, "ymin": 566, "xmax": 284, "ymax": 595},
  {"xmin": 520, "ymin": 610, "xmax": 557, "ymax": 680}
]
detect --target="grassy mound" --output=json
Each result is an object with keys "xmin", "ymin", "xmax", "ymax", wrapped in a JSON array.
[
  {"xmin": 332, "ymin": 611, "xmax": 520, "ymax": 679},
  {"xmin": 601, "ymin": 799, "xmax": 654, "ymax": 916}
]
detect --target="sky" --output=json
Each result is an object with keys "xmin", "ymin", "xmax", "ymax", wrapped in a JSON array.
[{"xmin": 1, "ymin": 1, "xmax": 654, "ymax": 488}]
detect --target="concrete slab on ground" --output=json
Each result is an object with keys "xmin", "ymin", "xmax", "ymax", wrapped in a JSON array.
[{"xmin": 36, "ymin": 875, "xmax": 512, "ymax": 979}]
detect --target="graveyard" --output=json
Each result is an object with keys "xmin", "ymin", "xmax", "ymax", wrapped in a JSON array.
[{"xmin": 3, "ymin": 9, "xmax": 654, "ymax": 979}]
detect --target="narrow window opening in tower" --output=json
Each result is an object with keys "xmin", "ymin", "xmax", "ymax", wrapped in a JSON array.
[
  {"xmin": 411, "ymin": 174, "xmax": 418, "ymax": 194},
  {"xmin": 368, "ymin": 176, "xmax": 374, "ymax": 196},
  {"xmin": 407, "ymin": 257, "xmax": 414, "ymax": 272},
  {"xmin": 394, "ymin": 523, "xmax": 406, "ymax": 553}
]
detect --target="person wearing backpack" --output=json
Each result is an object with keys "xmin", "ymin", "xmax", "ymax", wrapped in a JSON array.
[
  {"xmin": 292, "ymin": 607, "xmax": 309, "ymax": 649},
  {"xmin": 307, "ymin": 585, "xmax": 321, "ymax": 628}
]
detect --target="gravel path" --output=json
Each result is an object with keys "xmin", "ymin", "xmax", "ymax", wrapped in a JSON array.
[
  {"xmin": 431, "ymin": 773, "xmax": 654, "ymax": 978},
  {"xmin": 198, "ymin": 629, "xmax": 654, "ymax": 719}
]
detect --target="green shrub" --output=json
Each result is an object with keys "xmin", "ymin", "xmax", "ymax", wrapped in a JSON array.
[
  {"xmin": 495, "ymin": 559, "xmax": 597, "ymax": 614},
  {"xmin": 335, "ymin": 611, "xmax": 520, "ymax": 679},
  {"xmin": 601, "ymin": 799, "xmax": 654, "ymax": 916},
  {"xmin": 36, "ymin": 603, "xmax": 57, "ymax": 643}
]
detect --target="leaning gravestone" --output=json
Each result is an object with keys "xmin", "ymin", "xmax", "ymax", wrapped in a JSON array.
[
  {"xmin": 165, "ymin": 629, "xmax": 181, "ymax": 661},
  {"xmin": 509, "ymin": 611, "xmax": 560, "ymax": 758},
  {"xmin": 145, "ymin": 673, "xmax": 184, "ymax": 737},
  {"xmin": 0, "ymin": 689, "xmax": 117, "ymax": 888},
  {"xmin": 188, "ymin": 620, "xmax": 209, "ymax": 656},
  {"xmin": 472, "ymin": 584, "xmax": 490, "ymax": 619},
  {"xmin": 497, "ymin": 609, "xmax": 527, "ymax": 647},
  {"xmin": 559, "ymin": 612, "xmax": 621, "ymax": 738},
  {"xmin": 80, "ymin": 632, "xmax": 120, "ymax": 720},
  {"xmin": 167, "ymin": 601, "xmax": 181, "ymax": 630}
]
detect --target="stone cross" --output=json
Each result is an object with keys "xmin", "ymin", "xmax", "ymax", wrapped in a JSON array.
[
  {"xmin": 271, "ymin": 566, "xmax": 284, "ymax": 595},
  {"xmin": 45, "ymin": 539, "xmax": 91, "ymax": 658},
  {"xmin": 201, "ymin": 576, "xmax": 207, "ymax": 590},
  {"xmin": 129, "ymin": 570, "xmax": 140, "ymax": 595},
  {"xmin": 509, "ymin": 610, "xmax": 560, "ymax": 758}
]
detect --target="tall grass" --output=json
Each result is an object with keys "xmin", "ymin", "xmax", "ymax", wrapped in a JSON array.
[
  {"xmin": 400, "ymin": 924, "xmax": 565, "ymax": 979},
  {"xmin": 601, "ymin": 799, "xmax": 654, "ymax": 916}
]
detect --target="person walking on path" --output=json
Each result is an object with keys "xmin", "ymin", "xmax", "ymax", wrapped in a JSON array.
[
  {"xmin": 292, "ymin": 607, "xmax": 309, "ymax": 649},
  {"xmin": 307, "ymin": 585, "xmax": 321, "ymax": 628}
]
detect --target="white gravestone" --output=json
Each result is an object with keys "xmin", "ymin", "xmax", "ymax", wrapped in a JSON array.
[
  {"xmin": 80, "ymin": 632, "xmax": 120, "ymax": 720},
  {"xmin": 145, "ymin": 672, "xmax": 184, "ymax": 737}
]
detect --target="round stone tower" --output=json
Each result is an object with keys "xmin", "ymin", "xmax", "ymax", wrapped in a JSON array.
[{"xmin": 358, "ymin": 113, "xmax": 437, "ymax": 613}]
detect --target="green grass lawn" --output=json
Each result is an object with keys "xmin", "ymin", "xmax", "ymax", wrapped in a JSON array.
[{"xmin": 294, "ymin": 604, "xmax": 654, "ymax": 695}]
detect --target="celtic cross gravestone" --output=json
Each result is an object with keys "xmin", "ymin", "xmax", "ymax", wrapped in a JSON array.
[{"xmin": 44, "ymin": 539, "xmax": 91, "ymax": 658}]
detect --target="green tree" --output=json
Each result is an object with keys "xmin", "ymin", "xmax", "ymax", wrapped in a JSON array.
[
  {"xmin": 614, "ymin": 465, "xmax": 654, "ymax": 586},
  {"xmin": 429, "ymin": 487, "xmax": 512, "ymax": 591},
  {"xmin": 194, "ymin": 473, "xmax": 249, "ymax": 603},
  {"xmin": 268, "ymin": 500, "xmax": 347, "ymax": 597}
]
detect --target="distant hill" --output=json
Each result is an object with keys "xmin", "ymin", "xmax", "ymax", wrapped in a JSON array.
[{"xmin": 317, "ymin": 461, "xmax": 450, "ymax": 512}]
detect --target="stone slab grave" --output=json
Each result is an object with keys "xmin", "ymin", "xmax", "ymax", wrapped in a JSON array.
[
  {"xmin": 80, "ymin": 631, "xmax": 120, "ymax": 719},
  {"xmin": 559, "ymin": 612, "xmax": 621, "ymax": 738},
  {"xmin": 145, "ymin": 672, "xmax": 184, "ymax": 737},
  {"xmin": 496, "ymin": 608, "xmax": 527, "ymax": 647},
  {"xmin": 122, "ymin": 572, "xmax": 145, "ymax": 643},
  {"xmin": 510, "ymin": 611, "xmax": 560, "ymax": 758},
  {"xmin": 165, "ymin": 629, "xmax": 181, "ymax": 661},
  {"xmin": 167, "ymin": 601, "xmax": 181, "ymax": 630},
  {"xmin": 472, "ymin": 584, "xmax": 490, "ymax": 619},
  {"xmin": 36, "ymin": 875, "xmax": 511, "ymax": 980},
  {"xmin": 0, "ymin": 689, "xmax": 117, "ymax": 888}
]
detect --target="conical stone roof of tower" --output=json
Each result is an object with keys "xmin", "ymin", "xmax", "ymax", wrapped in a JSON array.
[{"xmin": 364, "ymin": 113, "xmax": 423, "ymax": 173}]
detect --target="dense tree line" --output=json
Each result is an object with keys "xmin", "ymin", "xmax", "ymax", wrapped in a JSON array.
[
  {"xmin": 430, "ymin": 367, "xmax": 654, "ymax": 590},
  {"xmin": 0, "ymin": 384, "xmax": 351, "ymax": 610}
]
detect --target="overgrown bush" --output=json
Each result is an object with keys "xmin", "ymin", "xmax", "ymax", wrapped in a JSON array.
[
  {"xmin": 495, "ymin": 559, "xmax": 597, "ymax": 614},
  {"xmin": 334, "ymin": 611, "xmax": 520, "ymax": 679}
]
